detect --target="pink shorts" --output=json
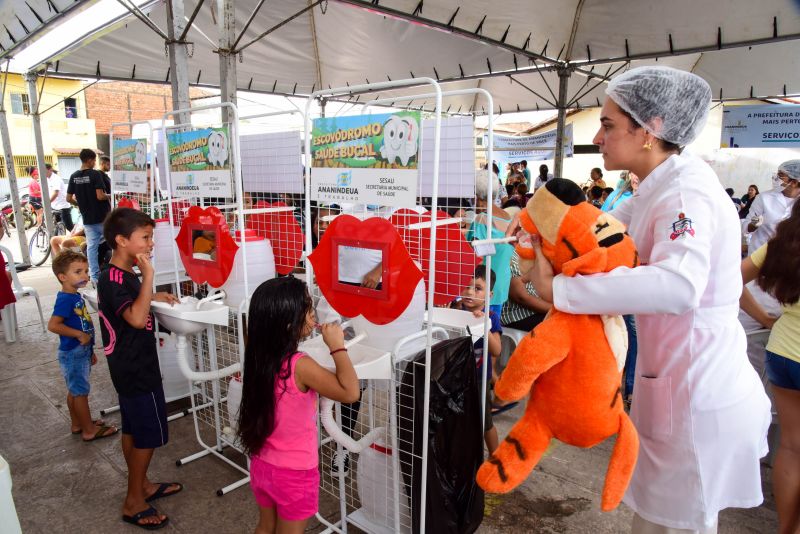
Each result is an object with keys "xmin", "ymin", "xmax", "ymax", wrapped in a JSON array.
[{"xmin": 250, "ymin": 457, "xmax": 320, "ymax": 521}]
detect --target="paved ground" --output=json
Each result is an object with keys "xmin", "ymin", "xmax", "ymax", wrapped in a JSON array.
[{"xmin": 1, "ymin": 264, "xmax": 778, "ymax": 533}]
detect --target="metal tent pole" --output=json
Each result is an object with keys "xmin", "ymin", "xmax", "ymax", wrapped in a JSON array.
[
  {"xmin": 0, "ymin": 115, "xmax": 31, "ymax": 264},
  {"xmin": 218, "ymin": 0, "xmax": 238, "ymax": 124},
  {"xmin": 0, "ymin": 61, "xmax": 31, "ymax": 263},
  {"xmin": 553, "ymin": 68, "xmax": 570, "ymax": 179},
  {"xmin": 167, "ymin": 0, "xmax": 191, "ymax": 127},
  {"xmin": 24, "ymin": 70, "xmax": 54, "ymax": 236}
]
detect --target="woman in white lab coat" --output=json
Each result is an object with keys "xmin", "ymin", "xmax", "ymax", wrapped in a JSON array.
[{"xmin": 526, "ymin": 67, "xmax": 771, "ymax": 533}]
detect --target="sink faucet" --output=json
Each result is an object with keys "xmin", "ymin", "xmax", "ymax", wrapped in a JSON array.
[{"xmin": 196, "ymin": 290, "xmax": 226, "ymax": 310}]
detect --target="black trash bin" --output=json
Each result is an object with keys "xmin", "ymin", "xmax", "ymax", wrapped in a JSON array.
[{"xmin": 397, "ymin": 336, "xmax": 484, "ymax": 533}]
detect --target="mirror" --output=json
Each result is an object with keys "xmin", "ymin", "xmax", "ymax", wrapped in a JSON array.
[
  {"xmin": 332, "ymin": 238, "xmax": 389, "ymax": 300},
  {"xmin": 189, "ymin": 225, "xmax": 219, "ymax": 263}
]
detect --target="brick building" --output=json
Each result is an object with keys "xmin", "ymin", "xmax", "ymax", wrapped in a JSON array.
[{"xmin": 85, "ymin": 81, "xmax": 215, "ymax": 153}]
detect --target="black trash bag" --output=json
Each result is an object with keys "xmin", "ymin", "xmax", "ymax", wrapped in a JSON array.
[{"xmin": 398, "ymin": 336, "xmax": 484, "ymax": 533}]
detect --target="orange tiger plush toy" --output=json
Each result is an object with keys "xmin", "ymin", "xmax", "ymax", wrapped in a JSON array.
[{"xmin": 476, "ymin": 178, "xmax": 640, "ymax": 511}]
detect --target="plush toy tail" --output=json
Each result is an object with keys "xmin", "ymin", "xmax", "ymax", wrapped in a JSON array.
[
  {"xmin": 477, "ymin": 406, "xmax": 552, "ymax": 493},
  {"xmin": 601, "ymin": 411, "xmax": 639, "ymax": 511}
]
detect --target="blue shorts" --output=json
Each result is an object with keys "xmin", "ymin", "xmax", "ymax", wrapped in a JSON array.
[
  {"xmin": 119, "ymin": 387, "xmax": 169, "ymax": 449},
  {"xmin": 57, "ymin": 344, "xmax": 93, "ymax": 396},
  {"xmin": 766, "ymin": 350, "xmax": 800, "ymax": 391}
]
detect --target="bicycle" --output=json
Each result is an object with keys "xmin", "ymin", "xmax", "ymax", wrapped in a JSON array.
[{"xmin": 28, "ymin": 212, "xmax": 66, "ymax": 266}]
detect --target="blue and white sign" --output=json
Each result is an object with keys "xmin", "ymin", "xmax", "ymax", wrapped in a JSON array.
[
  {"xmin": 489, "ymin": 124, "xmax": 574, "ymax": 162},
  {"xmin": 721, "ymin": 104, "xmax": 800, "ymax": 148}
]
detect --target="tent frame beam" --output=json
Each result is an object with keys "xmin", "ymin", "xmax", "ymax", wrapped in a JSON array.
[
  {"xmin": 231, "ymin": 0, "xmax": 266, "ymax": 50},
  {"xmin": 334, "ymin": 0, "xmax": 563, "ymax": 67},
  {"xmin": 0, "ymin": 0, "xmax": 96, "ymax": 61},
  {"xmin": 39, "ymin": 79, "xmax": 99, "ymax": 116},
  {"xmin": 113, "ymin": 0, "xmax": 170, "ymax": 40},
  {"xmin": 573, "ymin": 31, "xmax": 800, "ymax": 68},
  {"xmin": 180, "ymin": 0, "xmax": 208, "ymax": 41},
  {"xmin": 235, "ymin": 0, "xmax": 324, "ymax": 53}
]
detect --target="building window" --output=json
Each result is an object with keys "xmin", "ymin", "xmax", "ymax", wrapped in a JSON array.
[
  {"xmin": 64, "ymin": 97, "xmax": 77, "ymax": 118},
  {"xmin": 10, "ymin": 93, "xmax": 30, "ymax": 115}
]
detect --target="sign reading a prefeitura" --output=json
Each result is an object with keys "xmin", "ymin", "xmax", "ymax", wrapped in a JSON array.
[
  {"xmin": 310, "ymin": 112, "xmax": 421, "ymax": 206},
  {"xmin": 489, "ymin": 124, "xmax": 574, "ymax": 161},
  {"xmin": 721, "ymin": 104, "xmax": 800, "ymax": 148},
  {"xmin": 167, "ymin": 126, "xmax": 233, "ymax": 197},
  {"xmin": 112, "ymin": 138, "xmax": 148, "ymax": 193}
]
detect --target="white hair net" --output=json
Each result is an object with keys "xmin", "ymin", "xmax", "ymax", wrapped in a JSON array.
[
  {"xmin": 606, "ymin": 66, "xmax": 711, "ymax": 147},
  {"xmin": 778, "ymin": 159, "xmax": 800, "ymax": 181},
  {"xmin": 475, "ymin": 169, "xmax": 500, "ymax": 201}
]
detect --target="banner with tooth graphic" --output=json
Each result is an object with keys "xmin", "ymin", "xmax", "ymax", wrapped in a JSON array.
[
  {"xmin": 311, "ymin": 111, "xmax": 421, "ymax": 207},
  {"xmin": 167, "ymin": 126, "xmax": 233, "ymax": 198},
  {"xmin": 112, "ymin": 138, "xmax": 149, "ymax": 194}
]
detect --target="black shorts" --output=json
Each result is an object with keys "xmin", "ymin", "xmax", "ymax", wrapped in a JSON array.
[
  {"xmin": 119, "ymin": 386, "xmax": 169, "ymax": 449},
  {"xmin": 29, "ymin": 196, "xmax": 42, "ymax": 210}
]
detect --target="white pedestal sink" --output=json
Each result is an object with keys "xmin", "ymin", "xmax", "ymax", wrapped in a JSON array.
[
  {"xmin": 151, "ymin": 296, "xmax": 239, "ymax": 381},
  {"xmin": 299, "ymin": 333, "xmax": 392, "ymax": 381}
]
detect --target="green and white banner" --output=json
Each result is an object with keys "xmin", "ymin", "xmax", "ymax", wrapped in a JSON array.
[
  {"xmin": 112, "ymin": 138, "xmax": 148, "ymax": 193},
  {"xmin": 311, "ymin": 112, "xmax": 421, "ymax": 206},
  {"xmin": 167, "ymin": 126, "xmax": 233, "ymax": 197}
]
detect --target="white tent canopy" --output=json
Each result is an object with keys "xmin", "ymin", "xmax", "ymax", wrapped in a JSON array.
[
  {"xmin": 0, "ymin": 0, "xmax": 98, "ymax": 59},
  {"xmin": 29, "ymin": 0, "xmax": 800, "ymax": 114}
]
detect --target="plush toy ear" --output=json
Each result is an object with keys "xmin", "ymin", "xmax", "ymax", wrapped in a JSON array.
[{"xmin": 562, "ymin": 247, "xmax": 609, "ymax": 276}]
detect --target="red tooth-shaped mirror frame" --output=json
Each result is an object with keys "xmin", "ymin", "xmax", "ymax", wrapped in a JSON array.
[
  {"xmin": 309, "ymin": 214, "xmax": 423, "ymax": 325},
  {"xmin": 175, "ymin": 206, "xmax": 238, "ymax": 288}
]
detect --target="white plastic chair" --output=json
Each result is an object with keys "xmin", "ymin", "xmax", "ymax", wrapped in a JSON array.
[{"xmin": 0, "ymin": 245, "xmax": 46, "ymax": 342}]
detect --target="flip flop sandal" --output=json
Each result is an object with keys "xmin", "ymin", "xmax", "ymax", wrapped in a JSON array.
[
  {"xmin": 71, "ymin": 419, "xmax": 106, "ymax": 435},
  {"xmin": 122, "ymin": 506, "xmax": 169, "ymax": 530},
  {"xmin": 491, "ymin": 401, "xmax": 519, "ymax": 415},
  {"xmin": 82, "ymin": 425, "xmax": 119, "ymax": 442},
  {"xmin": 145, "ymin": 482, "xmax": 184, "ymax": 503}
]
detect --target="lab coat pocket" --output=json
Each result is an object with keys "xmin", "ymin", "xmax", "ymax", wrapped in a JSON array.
[{"xmin": 636, "ymin": 376, "xmax": 672, "ymax": 441}]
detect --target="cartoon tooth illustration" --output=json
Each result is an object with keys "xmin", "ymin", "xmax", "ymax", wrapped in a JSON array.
[
  {"xmin": 380, "ymin": 116, "xmax": 418, "ymax": 166},
  {"xmin": 207, "ymin": 131, "xmax": 229, "ymax": 167},
  {"xmin": 133, "ymin": 140, "xmax": 147, "ymax": 169}
]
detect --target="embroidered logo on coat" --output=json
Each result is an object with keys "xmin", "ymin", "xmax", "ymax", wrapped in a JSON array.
[{"xmin": 669, "ymin": 212, "xmax": 695, "ymax": 240}]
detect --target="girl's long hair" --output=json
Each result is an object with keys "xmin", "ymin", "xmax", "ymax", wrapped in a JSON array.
[
  {"xmin": 237, "ymin": 277, "xmax": 312, "ymax": 456},
  {"xmin": 758, "ymin": 200, "xmax": 800, "ymax": 306}
]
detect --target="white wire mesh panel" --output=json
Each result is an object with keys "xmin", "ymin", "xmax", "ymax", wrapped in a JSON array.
[
  {"xmin": 241, "ymin": 131, "xmax": 303, "ymax": 194},
  {"xmin": 189, "ymin": 309, "xmax": 246, "ymax": 455},
  {"xmin": 306, "ymin": 103, "xmax": 490, "ymax": 533}
]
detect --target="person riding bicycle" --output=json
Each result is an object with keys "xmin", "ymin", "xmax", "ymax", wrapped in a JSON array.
[{"xmin": 27, "ymin": 166, "xmax": 44, "ymax": 227}]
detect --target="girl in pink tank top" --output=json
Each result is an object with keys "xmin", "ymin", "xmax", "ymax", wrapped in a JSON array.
[{"xmin": 237, "ymin": 277, "xmax": 359, "ymax": 531}]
